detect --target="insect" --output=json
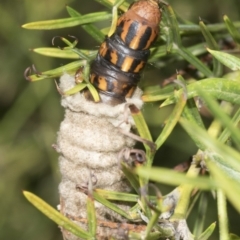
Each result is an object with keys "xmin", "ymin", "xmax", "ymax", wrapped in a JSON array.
[
  {"xmin": 83, "ymin": 0, "xmax": 161, "ymax": 105},
  {"xmin": 56, "ymin": 1, "xmax": 162, "ymax": 239}
]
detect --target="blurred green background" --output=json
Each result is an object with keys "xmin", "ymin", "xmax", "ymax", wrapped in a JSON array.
[{"xmin": 1, "ymin": 0, "xmax": 240, "ymax": 239}]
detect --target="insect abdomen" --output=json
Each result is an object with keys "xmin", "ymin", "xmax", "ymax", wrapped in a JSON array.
[
  {"xmin": 87, "ymin": 0, "xmax": 161, "ymax": 105},
  {"xmin": 116, "ymin": 0, "xmax": 160, "ymax": 50}
]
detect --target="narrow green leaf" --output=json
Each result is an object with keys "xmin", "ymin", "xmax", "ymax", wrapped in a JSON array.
[
  {"xmin": 121, "ymin": 162, "xmax": 140, "ymax": 193},
  {"xmin": 197, "ymin": 88, "xmax": 240, "ymax": 148},
  {"xmin": 108, "ymin": 0, "xmax": 125, "ymax": 37},
  {"xmin": 94, "ymin": 189, "xmax": 139, "ymax": 202},
  {"xmin": 165, "ymin": 5, "xmax": 181, "ymax": 46},
  {"xmin": 161, "ymin": 6, "xmax": 173, "ymax": 52},
  {"xmin": 224, "ymin": 70, "xmax": 240, "ymax": 81},
  {"xmin": 149, "ymin": 42, "xmax": 207, "ymax": 65},
  {"xmin": 129, "ymin": 228, "xmax": 174, "ymax": 240},
  {"xmin": 142, "ymin": 84, "xmax": 174, "ymax": 102},
  {"xmin": 165, "ymin": 24, "xmax": 173, "ymax": 53},
  {"xmin": 161, "ymin": 78, "xmax": 240, "ymax": 107},
  {"xmin": 178, "ymin": 21, "xmax": 240, "ymax": 34},
  {"xmin": 64, "ymin": 83, "xmax": 87, "ymax": 95},
  {"xmin": 128, "ymin": 105, "xmax": 155, "ymax": 165},
  {"xmin": 164, "ymin": 5, "xmax": 215, "ymax": 78},
  {"xmin": 197, "ymin": 222, "xmax": 216, "ymax": 240},
  {"xmin": 223, "ymin": 15, "xmax": 240, "ymax": 45},
  {"xmin": 22, "ymin": 12, "xmax": 112, "ymax": 30},
  {"xmin": 23, "ymin": 191, "xmax": 91, "ymax": 238},
  {"xmin": 33, "ymin": 47, "xmax": 97, "ymax": 59},
  {"xmin": 58, "ymin": 36, "xmax": 78, "ymax": 48},
  {"xmin": 199, "ymin": 21, "xmax": 219, "ymax": 50},
  {"xmin": 193, "ymin": 194, "xmax": 208, "ymax": 238},
  {"xmin": 145, "ymin": 210, "xmax": 161, "ymax": 238},
  {"xmin": 182, "ymin": 98, "xmax": 205, "ymax": 129},
  {"xmin": 66, "ymin": 6, "xmax": 104, "ymax": 43},
  {"xmin": 207, "ymin": 48, "xmax": 240, "ymax": 71},
  {"xmin": 94, "ymin": 0, "xmax": 129, "ymax": 12},
  {"xmin": 136, "ymin": 166, "xmax": 218, "ymax": 190},
  {"xmin": 155, "ymin": 93, "xmax": 186, "ymax": 150},
  {"xmin": 87, "ymin": 83, "xmax": 100, "ymax": 102},
  {"xmin": 127, "ymin": 204, "xmax": 143, "ymax": 221},
  {"xmin": 71, "ymin": 48, "xmax": 92, "ymax": 61},
  {"xmin": 66, "ymin": 5, "xmax": 81, "ymax": 17},
  {"xmin": 199, "ymin": 21, "xmax": 222, "ymax": 77},
  {"xmin": 176, "ymin": 47, "xmax": 213, "ymax": 77},
  {"xmin": 27, "ymin": 60, "xmax": 85, "ymax": 82},
  {"xmin": 179, "ymin": 118, "xmax": 240, "ymax": 183},
  {"xmin": 187, "ymin": 42, "xmax": 208, "ymax": 57},
  {"xmin": 87, "ymin": 194, "xmax": 97, "ymax": 236},
  {"xmin": 93, "ymin": 192, "xmax": 133, "ymax": 220},
  {"xmin": 207, "ymin": 160, "xmax": 240, "ymax": 213},
  {"xmin": 186, "ymin": 192, "xmax": 201, "ymax": 219},
  {"xmin": 100, "ymin": 26, "xmax": 110, "ymax": 35},
  {"xmin": 218, "ymin": 107, "xmax": 240, "ymax": 143},
  {"xmin": 149, "ymin": 45, "xmax": 169, "ymax": 62},
  {"xmin": 129, "ymin": 105, "xmax": 153, "ymax": 142}
]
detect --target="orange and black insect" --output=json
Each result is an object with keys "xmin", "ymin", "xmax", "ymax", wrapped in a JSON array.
[{"xmin": 84, "ymin": 0, "xmax": 161, "ymax": 105}]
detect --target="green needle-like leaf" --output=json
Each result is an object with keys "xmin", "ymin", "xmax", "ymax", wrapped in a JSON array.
[
  {"xmin": 199, "ymin": 22, "xmax": 219, "ymax": 50},
  {"xmin": 223, "ymin": 15, "xmax": 240, "ymax": 45},
  {"xmin": 94, "ymin": 189, "xmax": 140, "ymax": 202},
  {"xmin": 176, "ymin": 47, "xmax": 213, "ymax": 77},
  {"xmin": 32, "ymin": 47, "xmax": 97, "ymax": 59},
  {"xmin": 180, "ymin": 118, "xmax": 240, "ymax": 183},
  {"xmin": 207, "ymin": 48, "xmax": 240, "ymax": 71},
  {"xmin": 87, "ymin": 193, "xmax": 97, "ymax": 236},
  {"xmin": 197, "ymin": 88, "xmax": 240, "ymax": 148},
  {"xmin": 22, "ymin": 12, "xmax": 112, "ymax": 30},
  {"xmin": 136, "ymin": 166, "xmax": 217, "ymax": 190},
  {"xmin": 207, "ymin": 160, "xmax": 240, "ymax": 213},
  {"xmin": 144, "ymin": 210, "xmax": 161, "ymax": 238},
  {"xmin": 58, "ymin": 36, "xmax": 78, "ymax": 48},
  {"xmin": 121, "ymin": 162, "xmax": 140, "ymax": 193},
  {"xmin": 193, "ymin": 194, "xmax": 208, "ymax": 238},
  {"xmin": 129, "ymin": 105, "xmax": 155, "ymax": 157},
  {"xmin": 64, "ymin": 83, "xmax": 87, "ymax": 95},
  {"xmin": 93, "ymin": 192, "xmax": 133, "ymax": 220},
  {"xmin": 66, "ymin": 6, "xmax": 104, "ymax": 43},
  {"xmin": 178, "ymin": 21, "xmax": 240, "ymax": 34},
  {"xmin": 161, "ymin": 78, "xmax": 240, "ymax": 107},
  {"xmin": 182, "ymin": 98, "xmax": 205, "ymax": 129},
  {"xmin": 197, "ymin": 222, "xmax": 216, "ymax": 240},
  {"xmin": 94, "ymin": 0, "xmax": 129, "ymax": 12},
  {"xmin": 23, "ymin": 191, "xmax": 91, "ymax": 238},
  {"xmin": 165, "ymin": 5, "xmax": 181, "ymax": 46},
  {"xmin": 164, "ymin": 5, "xmax": 213, "ymax": 78},
  {"xmin": 130, "ymin": 105, "xmax": 153, "ymax": 142},
  {"xmin": 108, "ymin": 0, "xmax": 125, "ymax": 37},
  {"xmin": 87, "ymin": 83, "xmax": 100, "ymax": 102},
  {"xmin": 199, "ymin": 21, "xmax": 222, "ymax": 77},
  {"xmin": 148, "ymin": 45, "xmax": 170, "ymax": 62},
  {"xmin": 142, "ymin": 84, "xmax": 174, "ymax": 102},
  {"xmin": 66, "ymin": 5, "xmax": 81, "ymax": 17},
  {"xmin": 26, "ymin": 60, "xmax": 86, "ymax": 82},
  {"xmin": 155, "ymin": 92, "xmax": 186, "ymax": 150},
  {"xmin": 218, "ymin": 107, "xmax": 240, "ymax": 144}
]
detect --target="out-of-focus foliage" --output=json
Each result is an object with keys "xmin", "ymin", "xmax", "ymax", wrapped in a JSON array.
[{"xmin": 1, "ymin": 0, "xmax": 240, "ymax": 239}]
